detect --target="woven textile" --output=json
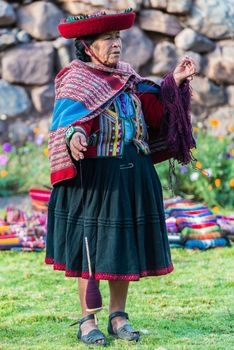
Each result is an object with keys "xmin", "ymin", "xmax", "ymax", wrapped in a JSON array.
[
  {"xmin": 185, "ymin": 238, "xmax": 232, "ymax": 250},
  {"xmin": 49, "ymin": 59, "xmax": 194, "ymax": 185},
  {"xmin": 49, "ymin": 60, "xmax": 142, "ymax": 185},
  {"xmin": 0, "ymin": 208, "xmax": 47, "ymax": 251},
  {"xmin": 165, "ymin": 198, "xmax": 232, "ymax": 249}
]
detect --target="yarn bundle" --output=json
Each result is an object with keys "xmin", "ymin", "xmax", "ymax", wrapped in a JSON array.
[
  {"xmin": 165, "ymin": 198, "xmax": 232, "ymax": 250},
  {"xmin": 0, "ymin": 207, "xmax": 47, "ymax": 251},
  {"xmin": 166, "ymin": 216, "xmax": 184, "ymax": 248},
  {"xmin": 29, "ymin": 186, "xmax": 51, "ymax": 211},
  {"xmin": 216, "ymin": 215, "xmax": 234, "ymax": 242}
]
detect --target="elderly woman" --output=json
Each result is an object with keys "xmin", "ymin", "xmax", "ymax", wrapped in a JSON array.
[{"xmin": 45, "ymin": 9, "xmax": 196, "ymax": 347}]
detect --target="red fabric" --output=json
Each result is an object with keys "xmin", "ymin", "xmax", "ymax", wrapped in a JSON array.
[
  {"xmin": 72, "ymin": 118, "xmax": 94, "ymax": 136},
  {"xmin": 185, "ymin": 210, "xmax": 210, "ymax": 215},
  {"xmin": 0, "ymin": 234, "xmax": 16, "ymax": 239},
  {"xmin": 45, "ymin": 257, "xmax": 174, "ymax": 280},
  {"xmin": 58, "ymin": 12, "xmax": 135, "ymax": 39},
  {"xmin": 139, "ymin": 93, "xmax": 164, "ymax": 129},
  {"xmin": 189, "ymin": 223, "xmax": 216, "ymax": 229},
  {"xmin": 29, "ymin": 188, "xmax": 51, "ymax": 203},
  {"xmin": 139, "ymin": 93, "xmax": 175, "ymax": 163},
  {"xmin": 50, "ymin": 166, "xmax": 77, "ymax": 186}
]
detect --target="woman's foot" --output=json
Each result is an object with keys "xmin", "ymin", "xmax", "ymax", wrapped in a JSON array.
[
  {"xmin": 110, "ymin": 315, "xmax": 128, "ymax": 332},
  {"xmin": 76, "ymin": 314, "xmax": 107, "ymax": 346},
  {"xmin": 108, "ymin": 311, "xmax": 140, "ymax": 341}
]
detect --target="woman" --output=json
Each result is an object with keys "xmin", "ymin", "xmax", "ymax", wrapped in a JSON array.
[{"xmin": 46, "ymin": 9, "xmax": 196, "ymax": 347}]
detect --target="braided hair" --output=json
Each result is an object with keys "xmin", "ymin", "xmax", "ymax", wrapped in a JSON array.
[{"xmin": 74, "ymin": 34, "xmax": 99, "ymax": 62}]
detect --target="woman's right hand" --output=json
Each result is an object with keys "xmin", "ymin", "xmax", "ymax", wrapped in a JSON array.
[{"xmin": 70, "ymin": 132, "xmax": 87, "ymax": 161}]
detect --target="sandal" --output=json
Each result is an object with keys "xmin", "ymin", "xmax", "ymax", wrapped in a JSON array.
[
  {"xmin": 107, "ymin": 311, "xmax": 140, "ymax": 341},
  {"xmin": 70, "ymin": 314, "xmax": 107, "ymax": 347}
]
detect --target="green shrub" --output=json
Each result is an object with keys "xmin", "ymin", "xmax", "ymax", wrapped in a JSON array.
[
  {"xmin": 0, "ymin": 138, "xmax": 50, "ymax": 196},
  {"xmin": 156, "ymin": 127, "xmax": 234, "ymax": 210}
]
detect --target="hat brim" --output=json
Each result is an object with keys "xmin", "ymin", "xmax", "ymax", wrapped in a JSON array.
[{"xmin": 58, "ymin": 12, "xmax": 136, "ymax": 39}]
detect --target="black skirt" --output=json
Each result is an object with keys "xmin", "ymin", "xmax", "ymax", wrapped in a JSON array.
[{"xmin": 45, "ymin": 144, "xmax": 174, "ymax": 280}]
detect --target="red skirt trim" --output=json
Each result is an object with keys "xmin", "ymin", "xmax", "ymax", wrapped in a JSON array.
[{"xmin": 45, "ymin": 257, "xmax": 174, "ymax": 280}]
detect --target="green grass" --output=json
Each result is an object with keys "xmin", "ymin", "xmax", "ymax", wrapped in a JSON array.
[{"xmin": 0, "ymin": 248, "xmax": 234, "ymax": 350}]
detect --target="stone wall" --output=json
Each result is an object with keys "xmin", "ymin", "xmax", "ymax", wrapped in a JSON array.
[{"xmin": 0, "ymin": 0, "xmax": 234, "ymax": 142}]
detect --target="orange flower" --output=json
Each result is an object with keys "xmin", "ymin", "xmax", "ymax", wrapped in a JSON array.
[
  {"xmin": 227, "ymin": 124, "xmax": 233, "ymax": 133},
  {"xmin": 43, "ymin": 148, "xmax": 48, "ymax": 156},
  {"xmin": 208, "ymin": 185, "xmax": 213, "ymax": 191},
  {"xmin": 231, "ymin": 149, "xmax": 234, "ymax": 157},
  {"xmin": 33, "ymin": 127, "xmax": 39, "ymax": 135},
  {"xmin": 212, "ymin": 206, "xmax": 219, "ymax": 214},
  {"xmin": 196, "ymin": 161, "xmax": 202, "ymax": 169},
  {"xmin": 1, "ymin": 170, "xmax": 8, "ymax": 177},
  {"xmin": 210, "ymin": 119, "xmax": 220, "ymax": 127},
  {"xmin": 193, "ymin": 127, "xmax": 199, "ymax": 133},
  {"xmin": 214, "ymin": 178, "xmax": 221, "ymax": 187},
  {"xmin": 230, "ymin": 179, "xmax": 234, "ymax": 188},
  {"xmin": 202, "ymin": 170, "xmax": 207, "ymax": 176}
]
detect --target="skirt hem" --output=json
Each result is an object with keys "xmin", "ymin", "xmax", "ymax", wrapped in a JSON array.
[{"xmin": 45, "ymin": 257, "xmax": 174, "ymax": 281}]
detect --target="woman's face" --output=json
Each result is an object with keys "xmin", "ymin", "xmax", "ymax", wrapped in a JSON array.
[{"xmin": 87, "ymin": 31, "xmax": 122, "ymax": 66}]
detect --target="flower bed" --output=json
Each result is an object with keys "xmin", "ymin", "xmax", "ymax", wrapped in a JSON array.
[{"xmin": 0, "ymin": 121, "xmax": 233, "ymax": 210}]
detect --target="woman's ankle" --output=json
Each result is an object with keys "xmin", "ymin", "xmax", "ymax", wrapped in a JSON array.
[{"xmin": 80, "ymin": 319, "xmax": 98, "ymax": 335}]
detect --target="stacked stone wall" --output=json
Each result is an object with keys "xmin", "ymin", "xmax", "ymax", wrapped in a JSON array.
[{"xmin": 0, "ymin": 0, "xmax": 234, "ymax": 142}]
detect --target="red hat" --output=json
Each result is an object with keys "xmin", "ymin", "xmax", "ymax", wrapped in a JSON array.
[{"xmin": 58, "ymin": 9, "xmax": 135, "ymax": 39}]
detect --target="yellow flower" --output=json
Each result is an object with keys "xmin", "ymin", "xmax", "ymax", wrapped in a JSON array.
[
  {"xmin": 230, "ymin": 179, "xmax": 234, "ymax": 188},
  {"xmin": 214, "ymin": 178, "xmax": 221, "ymax": 187},
  {"xmin": 33, "ymin": 127, "xmax": 39, "ymax": 135},
  {"xmin": 196, "ymin": 161, "xmax": 202, "ymax": 169},
  {"xmin": 218, "ymin": 135, "xmax": 224, "ymax": 141},
  {"xmin": 212, "ymin": 206, "xmax": 219, "ymax": 214},
  {"xmin": 227, "ymin": 124, "xmax": 233, "ymax": 133},
  {"xmin": 210, "ymin": 119, "xmax": 220, "ymax": 127},
  {"xmin": 1, "ymin": 170, "xmax": 8, "ymax": 177},
  {"xmin": 43, "ymin": 148, "xmax": 49, "ymax": 156},
  {"xmin": 193, "ymin": 127, "xmax": 199, "ymax": 133},
  {"xmin": 231, "ymin": 149, "xmax": 234, "ymax": 157},
  {"xmin": 208, "ymin": 185, "xmax": 213, "ymax": 190}
]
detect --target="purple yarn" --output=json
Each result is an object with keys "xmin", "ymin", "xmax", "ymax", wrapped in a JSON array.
[
  {"xmin": 85, "ymin": 277, "xmax": 102, "ymax": 310},
  {"xmin": 161, "ymin": 72, "xmax": 196, "ymax": 164}
]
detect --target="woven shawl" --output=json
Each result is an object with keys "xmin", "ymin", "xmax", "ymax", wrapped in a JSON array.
[{"xmin": 49, "ymin": 59, "xmax": 195, "ymax": 185}]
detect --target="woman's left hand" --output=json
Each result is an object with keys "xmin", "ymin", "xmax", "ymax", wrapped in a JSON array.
[{"xmin": 173, "ymin": 56, "xmax": 197, "ymax": 86}]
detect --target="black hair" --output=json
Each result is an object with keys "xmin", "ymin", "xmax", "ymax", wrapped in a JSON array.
[{"xmin": 74, "ymin": 34, "xmax": 99, "ymax": 62}]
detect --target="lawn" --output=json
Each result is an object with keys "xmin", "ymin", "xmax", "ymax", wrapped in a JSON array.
[{"xmin": 0, "ymin": 248, "xmax": 233, "ymax": 350}]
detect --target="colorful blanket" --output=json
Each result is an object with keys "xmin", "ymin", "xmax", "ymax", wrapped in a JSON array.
[
  {"xmin": 185, "ymin": 238, "xmax": 232, "ymax": 250},
  {"xmin": 165, "ymin": 198, "xmax": 232, "ymax": 249},
  {"xmin": 29, "ymin": 186, "xmax": 51, "ymax": 211},
  {"xmin": 0, "ymin": 207, "xmax": 47, "ymax": 251},
  {"xmin": 216, "ymin": 215, "xmax": 234, "ymax": 241}
]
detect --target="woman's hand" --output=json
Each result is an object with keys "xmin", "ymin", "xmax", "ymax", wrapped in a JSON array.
[
  {"xmin": 173, "ymin": 56, "xmax": 197, "ymax": 86},
  {"xmin": 70, "ymin": 132, "xmax": 87, "ymax": 161}
]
